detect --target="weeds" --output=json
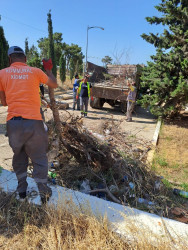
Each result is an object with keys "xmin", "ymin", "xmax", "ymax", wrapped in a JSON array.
[
  {"xmin": 0, "ymin": 191, "xmax": 187, "ymax": 249},
  {"xmin": 180, "ymin": 183, "xmax": 188, "ymax": 192},
  {"xmin": 162, "ymin": 179, "xmax": 172, "ymax": 189},
  {"xmin": 164, "ymin": 136, "xmax": 173, "ymax": 141},
  {"xmin": 156, "ymin": 157, "xmax": 168, "ymax": 167}
]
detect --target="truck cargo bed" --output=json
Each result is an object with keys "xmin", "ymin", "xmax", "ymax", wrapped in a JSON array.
[{"xmin": 92, "ymin": 82, "xmax": 128, "ymax": 101}]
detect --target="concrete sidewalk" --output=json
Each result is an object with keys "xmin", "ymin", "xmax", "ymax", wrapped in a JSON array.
[
  {"xmin": 62, "ymin": 93, "xmax": 157, "ymax": 142},
  {"xmin": 46, "ymin": 89, "xmax": 158, "ymax": 142},
  {"xmin": 0, "ymin": 106, "xmax": 13, "ymax": 171}
]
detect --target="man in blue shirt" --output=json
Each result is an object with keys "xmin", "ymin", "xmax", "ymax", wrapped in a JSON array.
[{"xmin": 73, "ymin": 74, "xmax": 81, "ymax": 110}]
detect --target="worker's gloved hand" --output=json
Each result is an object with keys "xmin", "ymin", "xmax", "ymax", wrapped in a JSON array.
[
  {"xmin": 42, "ymin": 58, "xmax": 53, "ymax": 71},
  {"xmin": 91, "ymin": 96, "xmax": 94, "ymax": 101},
  {"xmin": 76, "ymin": 95, "xmax": 79, "ymax": 100}
]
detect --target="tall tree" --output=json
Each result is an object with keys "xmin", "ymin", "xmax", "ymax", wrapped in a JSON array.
[
  {"xmin": 37, "ymin": 32, "xmax": 64, "ymax": 64},
  {"xmin": 140, "ymin": 0, "xmax": 188, "ymax": 118},
  {"xmin": 101, "ymin": 55, "xmax": 113, "ymax": 68},
  {"xmin": 53, "ymin": 32, "xmax": 64, "ymax": 65},
  {"xmin": 25, "ymin": 38, "xmax": 29, "ymax": 57},
  {"xmin": 37, "ymin": 37, "xmax": 83, "ymax": 72},
  {"xmin": 27, "ymin": 44, "xmax": 42, "ymax": 69},
  {"xmin": 63, "ymin": 43, "xmax": 84, "ymax": 71},
  {"xmin": 47, "ymin": 10, "xmax": 57, "ymax": 77},
  {"xmin": 24, "ymin": 38, "xmax": 41, "ymax": 68},
  {"xmin": 37, "ymin": 37, "xmax": 48, "ymax": 59},
  {"xmin": 59, "ymin": 54, "xmax": 66, "ymax": 83},
  {"xmin": 69, "ymin": 57, "xmax": 75, "ymax": 80},
  {"xmin": 46, "ymin": 10, "xmax": 62, "ymax": 143},
  {"xmin": 0, "ymin": 26, "xmax": 9, "ymax": 69}
]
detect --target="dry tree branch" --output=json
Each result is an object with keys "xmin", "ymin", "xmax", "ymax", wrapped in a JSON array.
[{"xmin": 88, "ymin": 188, "xmax": 123, "ymax": 204}]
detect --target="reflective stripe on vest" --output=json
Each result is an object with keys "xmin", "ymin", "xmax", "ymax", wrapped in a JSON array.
[{"xmin": 78, "ymin": 82, "xmax": 90, "ymax": 97}]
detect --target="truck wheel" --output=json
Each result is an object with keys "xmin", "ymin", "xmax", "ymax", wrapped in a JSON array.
[
  {"xmin": 107, "ymin": 100, "xmax": 115, "ymax": 107},
  {"xmin": 90, "ymin": 97, "xmax": 104, "ymax": 109},
  {"xmin": 121, "ymin": 101, "xmax": 127, "ymax": 113}
]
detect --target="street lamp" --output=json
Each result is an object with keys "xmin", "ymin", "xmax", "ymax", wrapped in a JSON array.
[{"xmin": 85, "ymin": 25, "xmax": 104, "ymax": 73}]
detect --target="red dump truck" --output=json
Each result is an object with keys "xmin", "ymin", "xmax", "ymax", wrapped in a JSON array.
[{"xmin": 89, "ymin": 64, "xmax": 142, "ymax": 112}]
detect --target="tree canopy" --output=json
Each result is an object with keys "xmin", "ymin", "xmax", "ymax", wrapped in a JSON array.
[
  {"xmin": 37, "ymin": 32, "xmax": 64, "ymax": 65},
  {"xmin": 25, "ymin": 42, "xmax": 42, "ymax": 69},
  {"xmin": 37, "ymin": 34, "xmax": 83, "ymax": 75},
  {"xmin": 101, "ymin": 55, "xmax": 113, "ymax": 68},
  {"xmin": 63, "ymin": 43, "xmax": 84, "ymax": 72},
  {"xmin": 59, "ymin": 54, "xmax": 66, "ymax": 83},
  {"xmin": 140, "ymin": 0, "xmax": 188, "ymax": 118}
]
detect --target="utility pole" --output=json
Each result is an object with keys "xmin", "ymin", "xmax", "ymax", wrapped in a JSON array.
[{"xmin": 85, "ymin": 25, "xmax": 104, "ymax": 73}]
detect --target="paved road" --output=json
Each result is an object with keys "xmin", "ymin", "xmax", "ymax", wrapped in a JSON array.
[
  {"xmin": 55, "ymin": 90, "xmax": 157, "ymax": 142},
  {"xmin": 0, "ymin": 106, "xmax": 13, "ymax": 171}
]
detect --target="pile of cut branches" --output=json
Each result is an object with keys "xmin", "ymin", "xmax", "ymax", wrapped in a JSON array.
[{"xmin": 47, "ymin": 115, "xmax": 175, "ymax": 217}]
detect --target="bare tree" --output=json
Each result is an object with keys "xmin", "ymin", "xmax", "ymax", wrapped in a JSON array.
[
  {"xmin": 111, "ymin": 46, "xmax": 132, "ymax": 65},
  {"xmin": 111, "ymin": 45, "xmax": 125, "ymax": 65}
]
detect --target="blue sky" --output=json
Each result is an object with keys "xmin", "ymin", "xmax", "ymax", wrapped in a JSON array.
[{"xmin": 0, "ymin": 0, "xmax": 163, "ymax": 66}]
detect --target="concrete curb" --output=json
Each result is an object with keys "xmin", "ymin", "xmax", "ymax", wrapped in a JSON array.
[
  {"xmin": 152, "ymin": 119, "xmax": 162, "ymax": 146},
  {"xmin": 147, "ymin": 119, "xmax": 162, "ymax": 164},
  {"xmin": 0, "ymin": 168, "xmax": 187, "ymax": 246}
]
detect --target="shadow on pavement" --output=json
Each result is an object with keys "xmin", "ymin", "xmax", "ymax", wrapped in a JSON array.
[
  {"xmin": 133, "ymin": 120, "xmax": 156, "ymax": 124},
  {"xmin": 134, "ymin": 106, "xmax": 157, "ymax": 119},
  {"xmin": 84, "ymin": 116, "xmax": 120, "ymax": 122},
  {"xmin": 0, "ymin": 123, "xmax": 6, "ymax": 135},
  {"xmin": 90, "ymin": 108, "xmax": 124, "ymax": 116},
  {"xmin": 89, "ymin": 105, "xmax": 157, "ymax": 121}
]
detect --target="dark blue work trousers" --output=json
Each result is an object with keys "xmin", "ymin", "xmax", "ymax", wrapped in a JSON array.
[{"xmin": 7, "ymin": 119, "xmax": 49, "ymax": 194}]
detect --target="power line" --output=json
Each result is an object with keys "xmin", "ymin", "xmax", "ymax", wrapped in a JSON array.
[
  {"xmin": 0, "ymin": 14, "xmax": 46, "ymax": 33},
  {"xmin": 88, "ymin": 56, "xmax": 102, "ymax": 60}
]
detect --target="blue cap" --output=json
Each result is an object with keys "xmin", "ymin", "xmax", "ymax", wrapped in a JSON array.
[{"xmin": 8, "ymin": 46, "xmax": 25, "ymax": 56}]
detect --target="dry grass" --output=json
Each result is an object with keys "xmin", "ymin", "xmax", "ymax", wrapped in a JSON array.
[
  {"xmin": 152, "ymin": 116, "xmax": 188, "ymax": 188},
  {"xmin": 56, "ymin": 71, "xmax": 73, "ymax": 91},
  {"xmin": 0, "ymin": 192, "xmax": 125, "ymax": 249},
  {"xmin": 0, "ymin": 192, "xmax": 186, "ymax": 250},
  {"xmin": 43, "ymin": 71, "xmax": 73, "ymax": 95}
]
